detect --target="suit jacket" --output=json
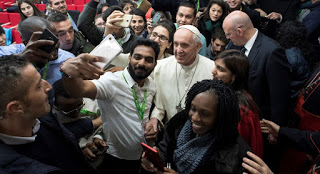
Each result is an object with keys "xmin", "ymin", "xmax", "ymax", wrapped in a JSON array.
[
  {"xmin": 257, "ymin": 0, "xmax": 300, "ymax": 21},
  {"xmin": 0, "ymin": 113, "xmax": 96, "ymax": 174},
  {"xmin": 227, "ymin": 31, "xmax": 290, "ymax": 125},
  {"xmin": 68, "ymin": 10, "xmax": 80, "ymax": 25}
]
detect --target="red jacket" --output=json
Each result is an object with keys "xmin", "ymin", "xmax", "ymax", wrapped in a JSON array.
[{"xmin": 238, "ymin": 105, "xmax": 264, "ymax": 158}]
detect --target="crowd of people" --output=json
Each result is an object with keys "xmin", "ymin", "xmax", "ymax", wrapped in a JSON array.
[{"xmin": 0, "ymin": 0, "xmax": 320, "ymax": 173}]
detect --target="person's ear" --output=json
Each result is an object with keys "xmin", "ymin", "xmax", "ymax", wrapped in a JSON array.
[
  {"xmin": 5, "ymin": 101, "xmax": 24, "ymax": 116},
  {"xmin": 167, "ymin": 42, "xmax": 172, "ymax": 49},
  {"xmin": 231, "ymin": 74, "xmax": 236, "ymax": 84},
  {"xmin": 236, "ymin": 27, "xmax": 244, "ymax": 36},
  {"xmin": 196, "ymin": 42, "xmax": 202, "ymax": 53}
]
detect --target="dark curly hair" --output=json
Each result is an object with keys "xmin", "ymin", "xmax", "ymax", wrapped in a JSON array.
[
  {"xmin": 185, "ymin": 79, "xmax": 240, "ymax": 146},
  {"xmin": 276, "ymin": 20, "xmax": 311, "ymax": 58}
]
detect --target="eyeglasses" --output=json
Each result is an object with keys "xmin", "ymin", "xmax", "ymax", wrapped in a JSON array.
[
  {"xmin": 54, "ymin": 100, "xmax": 85, "ymax": 116},
  {"xmin": 150, "ymin": 32, "xmax": 169, "ymax": 42}
]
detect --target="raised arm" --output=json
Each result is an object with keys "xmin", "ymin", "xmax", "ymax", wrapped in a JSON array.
[
  {"xmin": 77, "ymin": 0, "xmax": 104, "ymax": 46},
  {"xmin": 60, "ymin": 53, "xmax": 104, "ymax": 99}
]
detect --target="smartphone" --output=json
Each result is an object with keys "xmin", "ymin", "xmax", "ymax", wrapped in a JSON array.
[
  {"xmin": 89, "ymin": 145, "xmax": 108, "ymax": 156},
  {"xmin": 141, "ymin": 142, "xmax": 165, "ymax": 172},
  {"xmin": 38, "ymin": 28, "xmax": 59, "ymax": 53},
  {"xmin": 90, "ymin": 34, "xmax": 123, "ymax": 70},
  {"xmin": 114, "ymin": 14, "xmax": 133, "ymax": 28},
  {"xmin": 152, "ymin": 12, "xmax": 162, "ymax": 25}
]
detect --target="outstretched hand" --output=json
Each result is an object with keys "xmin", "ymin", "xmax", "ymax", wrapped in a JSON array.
[
  {"xmin": 144, "ymin": 118, "xmax": 158, "ymax": 143},
  {"xmin": 260, "ymin": 119, "xmax": 280, "ymax": 144},
  {"xmin": 60, "ymin": 53, "xmax": 105, "ymax": 79},
  {"xmin": 242, "ymin": 151, "xmax": 273, "ymax": 174},
  {"xmin": 82, "ymin": 137, "xmax": 108, "ymax": 162},
  {"xmin": 19, "ymin": 31, "xmax": 56, "ymax": 64},
  {"xmin": 266, "ymin": 12, "xmax": 281, "ymax": 20},
  {"xmin": 104, "ymin": 10, "xmax": 124, "ymax": 36}
]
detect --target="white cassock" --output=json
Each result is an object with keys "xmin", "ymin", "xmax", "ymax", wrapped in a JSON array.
[{"xmin": 151, "ymin": 54, "xmax": 215, "ymax": 123}]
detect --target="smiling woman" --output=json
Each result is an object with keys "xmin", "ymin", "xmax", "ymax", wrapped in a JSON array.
[
  {"xmin": 142, "ymin": 79, "xmax": 251, "ymax": 173},
  {"xmin": 212, "ymin": 49, "xmax": 263, "ymax": 158},
  {"xmin": 196, "ymin": 0, "xmax": 227, "ymax": 46},
  {"xmin": 130, "ymin": 8, "xmax": 147, "ymax": 37}
]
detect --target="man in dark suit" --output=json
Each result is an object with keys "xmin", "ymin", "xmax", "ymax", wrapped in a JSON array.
[
  {"xmin": 49, "ymin": 0, "xmax": 80, "ymax": 31},
  {"xmin": 223, "ymin": 11, "xmax": 290, "ymax": 171}
]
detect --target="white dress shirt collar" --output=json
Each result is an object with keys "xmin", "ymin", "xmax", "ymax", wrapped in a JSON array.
[
  {"xmin": 124, "ymin": 67, "xmax": 150, "ymax": 88},
  {"xmin": 244, "ymin": 29, "xmax": 258, "ymax": 56},
  {"xmin": 0, "ymin": 119, "xmax": 41, "ymax": 145}
]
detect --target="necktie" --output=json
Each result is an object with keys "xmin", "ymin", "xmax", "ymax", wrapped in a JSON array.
[{"xmin": 240, "ymin": 46, "xmax": 247, "ymax": 54}]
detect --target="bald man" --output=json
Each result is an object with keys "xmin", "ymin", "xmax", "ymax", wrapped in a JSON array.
[
  {"xmin": 0, "ymin": 16, "xmax": 75, "ymax": 85},
  {"xmin": 223, "ymin": 11, "xmax": 290, "ymax": 172}
]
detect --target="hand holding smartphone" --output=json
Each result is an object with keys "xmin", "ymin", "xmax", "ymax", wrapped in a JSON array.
[
  {"xmin": 89, "ymin": 34, "xmax": 123, "ymax": 70},
  {"xmin": 141, "ymin": 142, "xmax": 165, "ymax": 172},
  {"xmin": 152, "ymin": 12, "xmax": 162, "ymax": 26},
  {"xmin": 89, "ymin": 145, "xmax": 108, "ymax": 156},
  {"xmin": 38, "ymin": 28, "xmax": 58, "ymax": 53},
  {"xmin": 114, "ymin": 14, "xmax": 133, "ymax": 28}
]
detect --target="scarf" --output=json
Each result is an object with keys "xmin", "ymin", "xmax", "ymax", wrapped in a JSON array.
[
  {"xmin": 204, "ymin": 20, "xmax": 221, "ymax": 32},
  {"xmin": 173, "ymin": 119, "xmax": 216, "ymax": 174}
]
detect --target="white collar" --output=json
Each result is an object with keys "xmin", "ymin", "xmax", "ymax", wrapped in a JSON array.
[
  {"xmin": 179, "ymin": 54, "xmax": 200, "ymax": 71},
  {"xmin": 123, "ymin": 67, "xmax": 149, "ymax": 88},
  {"xmin": 0, "ymin": 119, "xmax": 41, "ymax": 145},
  {"xmin": 244, "ymin": 29, "xmax": 258, "ymax": 56}
]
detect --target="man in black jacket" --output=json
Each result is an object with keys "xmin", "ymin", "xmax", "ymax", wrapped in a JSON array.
[
  {"xmin": 0, "ymin": 55, "xmax": 97, "ymax": 174},
  {"xmin": 48, "ymin": 13, "xmax": 95, "ymax": 56},
  {"xmin": 48, "ymin": 0, "xmax": 80, "ymax": 31},
  {"xmin": 224, "ymin": 11, "xmax": 290, "ymax": 172}
]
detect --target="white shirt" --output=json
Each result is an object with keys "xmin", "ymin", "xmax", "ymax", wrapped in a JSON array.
[
  {"xmin": 0, "ymin": 119, "xmax": 41, "ymax": 145},
  {"xmin": 91, "ymin": 68, "xmax": 156, "ymax": 160},
  {"xmin": 243, "ymin": 29, "xmax": 258, "ymax": 57},
  {"xmin": 151, "ymin": 55, "xmax": 214, "ymax": 123}
]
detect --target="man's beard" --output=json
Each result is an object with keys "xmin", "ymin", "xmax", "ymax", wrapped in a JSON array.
[{"xmin": 128, "ymin": 63, "xmax": 152, "ymax": 80}]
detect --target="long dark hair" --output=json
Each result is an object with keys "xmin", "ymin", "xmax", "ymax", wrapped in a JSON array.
[
  {"xmin": 215, "ymin": 49, "xmax": 259, "ymax": 113},
  {"xmin": 18, "ymin": 0, "xmax": 45, "ymax": 21},
  {"xmin": 202, "ymin": 0, "xmax": 227, "ymax": 23},
  {"xmin": 185, "ymin": 79, "xmax": 240, "ymax": 146}
]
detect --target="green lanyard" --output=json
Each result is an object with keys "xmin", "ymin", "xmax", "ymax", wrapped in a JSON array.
[
  {"xmin": 122, "ymin": 72, "xmax": 147, "ymax": 121},
  {"xmin": 34, "ymin": 62, "xmax": 50, "ymax": 80},
  {"xmin": 80, "ymin": 108, "xmax": 100, "ymax": 117},
  {"xmin": 67, "ymin": 13, "xmax": 72, "ymax": 21},
  {"xmin": 197, "ymin": 0, "xmax": 200, "ymax": 12},
  {"xmin": 137, "ymin": 0, "xmax": 143, "ymax": 8},
  {"xmin": 118, "ymin": 38, "xmax": 123, "ymax": 46}
]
